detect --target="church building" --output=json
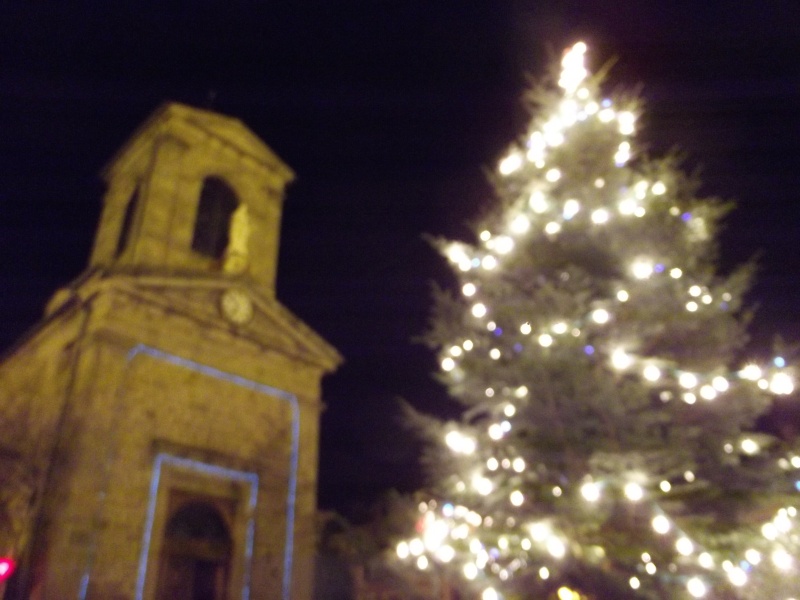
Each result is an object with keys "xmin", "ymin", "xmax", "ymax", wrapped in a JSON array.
[{"xmin": 0, "ymin": 103, "xmax": 341, "ymax": 600}]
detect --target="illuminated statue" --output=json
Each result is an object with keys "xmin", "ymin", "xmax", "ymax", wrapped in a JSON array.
[{"xmin": 224, "ymin": 202, "xmax": 250, "ymax": 274}]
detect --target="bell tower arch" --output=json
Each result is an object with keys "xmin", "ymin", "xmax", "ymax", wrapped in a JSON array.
[{"xmin": 89, "ymin": 103, "xmax": 294, "ymax": 294}]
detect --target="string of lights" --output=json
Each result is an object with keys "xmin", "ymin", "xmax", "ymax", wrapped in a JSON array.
[{"xmin": 395, "ymin": 43, "xmax": 799, "ymax": 600}]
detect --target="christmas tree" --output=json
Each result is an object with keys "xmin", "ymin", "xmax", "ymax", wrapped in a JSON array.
[{"xmin": 395, "ymin": 43, "xmax": 799, "ymax": 600}]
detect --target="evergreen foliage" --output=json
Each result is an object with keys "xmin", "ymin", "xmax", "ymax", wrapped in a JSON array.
[{"xmin": 396, "ymin": 44, "xmax": 799, "ymax": 600}]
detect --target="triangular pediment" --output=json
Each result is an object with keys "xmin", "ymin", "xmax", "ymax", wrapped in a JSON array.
[
  {"xmin": 21, "ymin": 271, "xmax": 341, "ymax": 374},
  {"xmin": 101, "ymin": 102, "xmax": 294, "ymax": 184}
]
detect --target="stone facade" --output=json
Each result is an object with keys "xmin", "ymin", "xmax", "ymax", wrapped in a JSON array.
[{"xmin": 0, "ymin": 104, "xmax": 341, "ymax": 600}]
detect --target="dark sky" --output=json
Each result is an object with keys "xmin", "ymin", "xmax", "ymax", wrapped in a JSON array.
[{"xmin": 1, "ymin": 1, "xmax": 799, "ymax": 513}]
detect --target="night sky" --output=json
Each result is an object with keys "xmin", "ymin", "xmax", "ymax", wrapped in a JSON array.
[{"xmin": 1, "ymin": 1, "xmax": 799, "ymax": 513}]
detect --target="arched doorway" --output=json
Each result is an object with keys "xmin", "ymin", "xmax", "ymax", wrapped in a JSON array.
[{"xmin": 156, "ymin": 501, "xmax": 232, "ymax": 600}]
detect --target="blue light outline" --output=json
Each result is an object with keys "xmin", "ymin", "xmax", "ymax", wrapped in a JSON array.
[
  {"xmin": 135, "ymin": 453, "xmax": 258, "ymax": 600},
  {"xmin": 122, "ymin": 345, "xmax": 299, "ymax": 600}
]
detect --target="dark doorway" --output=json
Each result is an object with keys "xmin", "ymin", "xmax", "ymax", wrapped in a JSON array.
[{"xmin": 156, "ymin": 501, "xmax": 232, "ymax": 600}]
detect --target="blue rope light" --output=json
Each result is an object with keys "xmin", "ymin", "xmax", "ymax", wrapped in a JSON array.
[
  {"xmin": 112, "ymin": 345, "xmax": 300, "ymax": 600},
  {"xmin": 135, "ymin": 453, "xmax": 259, "ymax": 600}
]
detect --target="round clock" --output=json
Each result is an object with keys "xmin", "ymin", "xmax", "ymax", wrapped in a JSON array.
[{"xmin": 220, "ymin": 289, "xmax": 253, "ymax": 324}]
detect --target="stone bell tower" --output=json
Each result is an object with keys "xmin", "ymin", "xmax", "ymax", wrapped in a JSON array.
[{"xmin": 0, "ymin": 103, "xmax": 341, "ymax": 600}]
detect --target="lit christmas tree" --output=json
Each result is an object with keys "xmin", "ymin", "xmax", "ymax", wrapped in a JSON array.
[{"xmin": 395, "ymin": 43, "xmax": 799, "ymax": 600}]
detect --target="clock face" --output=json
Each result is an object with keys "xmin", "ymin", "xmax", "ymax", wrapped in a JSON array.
[{"xmin": 220, "ymin": 289, "xmax": 253, "ymax": 324}]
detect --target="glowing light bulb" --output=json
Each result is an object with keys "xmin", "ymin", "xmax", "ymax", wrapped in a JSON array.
[
  {"xmin": 563, "ymin": 199, "xmax": 580, "ymax": 219},
  {"xmin": 643, "ymin": 365, "xmax": 661, "ymax": 381},
  {"xmin": 591, "ymin": 308, "xmax": 610, "ymax": 324},
  {"xmin": 629, "ymin": 576, "xmax": 640, "ymax": 590},
  {"xmin": 544, "ymin": 128, "xmax": 565, "ymax": 147},
  {"xmin": 687, "ymin": 577, "xmax": 706, "ymax": 598},
  {"xmin": 462, "ymin": 283, "xmax": 476, "ymax": 296},
  {"xmin": 511, "ymin": 214, "xmax": 530, "ymax": 234},
  {"xmin": 772, "ymin": 548, "xmax": 793, "ymax": 571},
  {"xmin": 745, "ymin": 549, "xmax": 761, "ymax": 565},
  {"xmin": 529, "ymin": 190, "xmax": 548, "ymax": 213},
  {"xmin": 617, "ymin": 289, "xmax": 629, "ymax": 302},
  {"xmin": 699, "ymin": 385, "xmax": 717, "ymax": 400},
  {"xmin": 482, "ymin": 587, "xmax": 499, "ymax": 600},
  {"xmin": 652, "ymin": 515, "xmax": 670, "ymax": 534},
  {"xmin": 651, "ymin": 181, "xmax": 666, "ymax": 195},
  {"xmin": 712, "ymin": 376, "xmax": 729, "ymax": 391},
  {"xmin": 741, "ymin": 438, "xmax": 759, "ymax": 454},
  {"xmin": 698, "ymin": 552, "xmax": 714, "ymax": 568},
  {"xmin": 559, "ymin": 41, "xmax": 588, "ymax": 93},
  {"xmin": 679, "ymin": 373, "xmax": 698, "ymax": 389},
  {"xmin": 728, "ymin": 568, "xmax": 747, "ymax": 587},
  {"xmin": 676, "ymin": 537, "xmax": 694, "ymax": 556},
  {"xmin": 591, "ymin": 208, "xmax": 610, "ymax": 224},
  {"xmin": 472, "ymin": 303, "xmax": 487, "ymax": 318},
  {"xmin": 552, "ymin": 322, "xmax": 568, "ymax": 334},
  {"xmin": 646, "ymin": 562, "xmax": 657, "ymax": 575},
  {"xmin": 618, "ymin": 111, "xmax": 636, "ymax": 135},
  {"xmin": 659, "ymin": 480, "xmax": 671, "ymax": 492},
  {"xmin": 770, "ymin": 372, "xmax": 794, "ymax": 395},
  {"xmin": 614, "ymin": 141, "xmax": 631, "ymax": 165},
  {"xmin": 739, "ymin": 364, "xmax": 762, "ymax": 380},
  {"xmin": 409, "ymin": 538, "xmax": 424, "ymax": 556},
  {"xmin": 512, "ymin": 457, "xmax": 525, "ymax": 472},
  {"xmin": 558, "ymin": 588, "xmax": 577, "ymax": 600},
  {"xmin": 396, "ymin": 541, "xmax": 410, "ymax": 559},
  {"xmin": 539, "ymin": 334, "xmax": 553, "ymax": 347},
  {"xmin": 510, "ymin": 490, "xmax": 524, "ymax": 506},
  {"xmin": 598, "ymin": 108, "xmax": 615, "ymax": 122},
  {"xmin": 618, "ymin": 198, "xmax": 637, "ymax": 215},
  {"xmin": 473, "ymin": 476, "xmax": 493, "ymax": 496},
  {"xmin": 547, "ymin": 537, "xmax": 566, "ymax": 558},
  {"xmin": 624, "ymin": 482, "xmax": 643, "ymax": 501},
  {"xmin": 441, "ymin": 357, "xmax": 455, "ymax": 372},
  {"xmin": 612, "ymin": 349, "xmax": 632, "ymax": 370},
  {"xmin": 494, "ymin": 236, "xmax": 514, "ymax": 255},
  {"xmin": 499, "ymin": 153, "xmax": 523, "ymax": 175},
  {"xmin": 546, "ymin": 168, "xmax": 561, "ymax": 182},
  {"xmin": 632, "ymin": 260, "xmax": 654, "ymax": 279},
  {"xmin": 489, "ymin": 348, "xmax": 501, "ymax": 360},
  {"xmin": 539, "ymin": 566, "xmax": 550, "ymax": 579},
  {"xmin": 482, "ymin": 255, "xmax": 497, "ymax": 270},
  {"xmin": 545, "ymin": 221, "xmax": 561, "ymax": 235},
  {"xmin": 581, "ymin": 481, "xmax": 601, "ymax": 502},
  {"xmin": 686, "ymin": 301, "xmax": 699, "ymax": 312},
  {"xmin": 670, "ymin": 267, "xmax": 683, "ymax": 278},
  {"xmin": 445, "ymin": 431, "xmax": 475, "ymax": 454}
]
